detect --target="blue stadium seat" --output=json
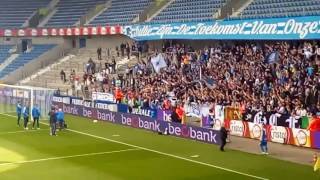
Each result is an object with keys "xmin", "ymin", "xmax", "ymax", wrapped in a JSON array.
[
  {"xmin": 150, "ymin": 0, "xmax": 226, "ymax": 23},
  {"xmin": 46, "ymin": 0, "xmax": 106, "ymax": 27},
  {"xmin": 0, "ymin": 0, "xmax": 51, "ymax": 28},
  {"xmin": 0, "ymin": 45, "xmax": 56, "ymax": 78},
  {"xmin": 89, "ymin": 0, "xmax": 152, "ymax": 26},
  {"xmin": 235, "ymin": 0, "xmax": 320, "ymax": 19},
  {"xmin": 0, "ymin": 45, "xmax": 13, "ymax": 65}
]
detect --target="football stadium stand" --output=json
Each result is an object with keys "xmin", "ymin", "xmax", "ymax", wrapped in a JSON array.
[
  {"xmin": 151, "ymin": 0, "xmax": 226, "ymax": 23},
  {"xmin": 45, "ymin": 0, "xmax": 106, "ymax": 27},
  {"xmin": 0, "ymin": 0, "xmax": 51, "ymax": 28},
  {"xmin": 235, "ymin": 0, "xmax": 320, "ymax": 19},
  {"xmin": 1, "ymin": 0, "xmax": 320, "ymax": 28},
  {"xmin": 23, "ymin": 49, "xmax": 97, "ymax": 91},
  {"xmin": 0, "ymin": 44, "xmax": 56, "ymax": 78},
  {"xmin": 16, "ymin": 44, "xmax": 140, "ymax": 93},
  {"xmin": 89, "ymin": 0, "xmax": 153, "ymax": 26},
  {"xmin": 0, "ymin": 2, "xmax": 320, "ymax": 178},
  {"xmin": 0, "ymin": 45, "xmax": 14, "ymax": 65},
  {"xmin": 20, "ymin": 47, "xmax": 138, "ymax": 94}
]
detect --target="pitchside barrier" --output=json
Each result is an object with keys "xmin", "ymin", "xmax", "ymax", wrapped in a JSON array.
[
  {"xmin": 202, "ymin": 105, "xmax": 320, "ymax": 149},
  {"xmin": 52, "ymin": 95, "xmax": 221, "ymax": 145},
  {"xmin": 53, "ymin": 95, "xmax": 320, "ymax": 149}
]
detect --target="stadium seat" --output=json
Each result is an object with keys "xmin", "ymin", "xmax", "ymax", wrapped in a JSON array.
[
  {"xmin": 89, "ymin": 0, "xmax": 152, "ymax": 26},
  {"xmin": 0, "ymin": 45, "xmax": 13, "ymax": 65},
  {"xmin": 0, "ymin": 0, "xmax": 51, "ymax": 28},
  {"xmin": 150, "ymin": 0, "xmax": 226, "ymax": 23},
  {"xmin": 235, "ymin": 0, "xmax": 320, "ymax": 19},
  {"xmin": 45, "ymin": 0, "xmax": 106, "ymax": 27},
  {"xmin": 0, "ymin": 45, "xmax": 56, "ymax": 78}
]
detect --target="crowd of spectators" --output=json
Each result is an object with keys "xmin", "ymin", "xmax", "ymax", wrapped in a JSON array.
[
  {"xmin": 65, "ymin": 41, "xmax": 320, "ymax": 120},
  {"xmin": 133, "ymin": 42, "xmax": 319, "ymax": 116}
]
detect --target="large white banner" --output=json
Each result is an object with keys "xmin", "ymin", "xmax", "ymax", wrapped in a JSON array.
[
  {"xmin": 184, "ymin": 103, "xmax": 211, "ymax": 118},
  {"xmin": 212, "ymin": 105, "xmax": 225, "ymax": 130},
  {"xmin": 125, "ymin": 16, "xmax": 320, "ymax": 40}
]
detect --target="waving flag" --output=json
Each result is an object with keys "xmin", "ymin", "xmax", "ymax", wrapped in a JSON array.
[
  {"xmin": 203, "ymin": 76, "xmax": 216, "ymax": 89},
  {"xmin": 151, "ymin": 54, "xmax": 167, "ymax": 73},
  {"xmin": 265, "ymin": 51, "xmax": 280, "ymax": 64}
]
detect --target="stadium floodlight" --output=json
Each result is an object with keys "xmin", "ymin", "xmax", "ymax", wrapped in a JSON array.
[{"xmin": 0, "ymin": 84, "xmax": 55, "ymax": 120}]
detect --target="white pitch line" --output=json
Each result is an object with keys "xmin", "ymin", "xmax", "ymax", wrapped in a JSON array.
[
  {"xmin": 0, "ymin": 129, "xmax": 48, "ymax": 135},
  {"xmin": 65, "ymin": 129, "xmax": 268, "ymax": 180},
  {"xmin": 0, "ymin": 148, "xmax": 139, "ymax": 167},
  {"xmin": 0, "ymin": 113, "xmax": 269, "ymax": 180}
]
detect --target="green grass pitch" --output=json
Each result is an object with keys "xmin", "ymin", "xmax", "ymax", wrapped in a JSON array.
[{"xmin": 0, "ymin": 113, "xmax": 318, "ymax": 180}]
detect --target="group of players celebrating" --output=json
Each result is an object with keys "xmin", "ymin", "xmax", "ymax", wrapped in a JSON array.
[{"xmin": 16, "ymin": 102, "xmax": 65, "ymax": 136}]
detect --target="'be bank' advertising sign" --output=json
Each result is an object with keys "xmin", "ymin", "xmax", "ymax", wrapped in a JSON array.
[
  {"xmin": 53, "ymin": 101, "xmax": 220, "ymax": 145},
  {"xmin": 124, "ymin": 16, "xmax": 320, "ymax": 40}
]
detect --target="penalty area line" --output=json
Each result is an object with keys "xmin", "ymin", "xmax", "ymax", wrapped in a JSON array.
[
  {"xmin": 0, "ymin": 113, "xmax": 269, "ymax": 180},
  {"xmin": 0, "ymin": 148, "xmax": 139, "ymax": 167}
]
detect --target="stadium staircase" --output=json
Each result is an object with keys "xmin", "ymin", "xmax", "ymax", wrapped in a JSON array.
[
  {"xmin": 20, "ymin": 48, "xmax": 138, "ymax": 94},
  {"xmin": 0, "ymin": 0, "xmax": 52, "ymax": 28},
  {"xmin": 19, "ymin": 54, "xmax": 78, "ymax": 91},
  {"xmin": 0, "ymin": 45, "xmax": 14, "ymax": 67},
  {"xmin": 89, "ymin": 0, "xmax": 153, "ymax": 26},
  {"xmin": 145, "ymin": 0, "xmax": 175, "ymax": 23},
  {"xmin": 218, "ymin": 0, "xmax": 253, "ymax": 19},
  {"xmin": 150, "ymin": 0, "xmax": 226, "ymax": 23},
  {"xmin": 0, "ymin": 54, "xmax": 20, "ymax": 72},
  {"xmin": 37, "ymin": 0, "xmax": 61, "ymax": 27},
  {"xmin": 80, "ymin": 1, "xmax": 111, "ymax": 26},
  {"xmin": 232, "ymin": 0, "xmax": 320, "ymax": 19},
  {"xmin": 133, "ymin": 0, "xmax": 172, "ymax": 23},
  {"xmin": 45, "ymin": 0, "xmax": 107, "ymax": 27},
  {"xmin": 0, "ymin": 44, "xmax": 56, "ymax": 80},
  {"xmin": 21, "ymin": 49, "xmax": 96, "ymax": 91}
]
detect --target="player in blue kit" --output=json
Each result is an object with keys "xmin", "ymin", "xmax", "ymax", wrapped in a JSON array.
[
  {"xmin": 32, "ymin": 105, "xmax": 41, "ymax": 129},
  {"xmin": 16, "ymin": 102, "xmax": 22, "ymax": 126},
  {"xmin": 260, "ymin": 125, "xmax": 269, "ymax": 155},
  {"xmin": 56, "ymin": 108, "xmax": 65, "ymax": 131},
  {"xmin": 22, "ymin": 104, "xmax": 29, "ymax": 130}
]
